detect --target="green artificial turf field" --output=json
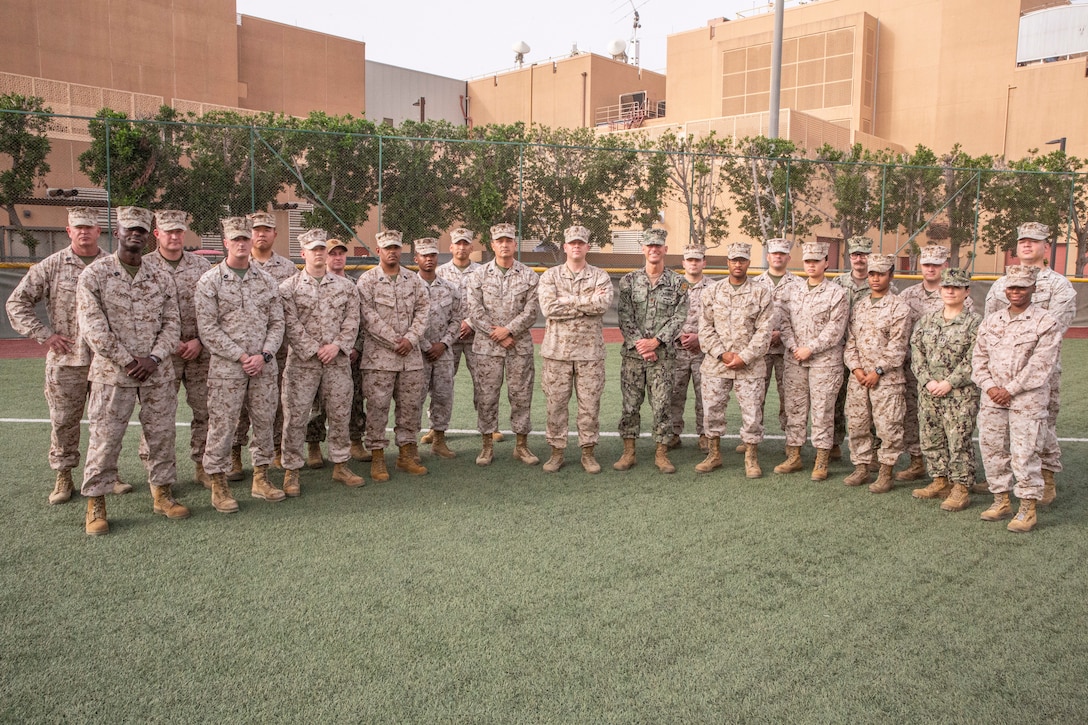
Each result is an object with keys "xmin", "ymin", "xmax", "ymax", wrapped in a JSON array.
[{"xmin": 1, "ymin": 344, "xmax": 1086, "ymax": 722}]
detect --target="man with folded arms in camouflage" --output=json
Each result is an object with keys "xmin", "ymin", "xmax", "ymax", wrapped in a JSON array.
[{"xmin": 279, "ymin": 229, "xmax": 364, "ymax": 496}]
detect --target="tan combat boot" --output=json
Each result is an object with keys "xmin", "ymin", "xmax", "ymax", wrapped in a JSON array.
[
  {"xmin": 85, "ymin": 495, "xmax": 109, "ymax": 536},
  {"xmin": 513, "ymin": 434, "xmax": 540, "ymax": 465},
  {"xmin": 210, "ymin": 472, "xmax": 238, "ymax": 513},
  {"xmin": 420, "ymin": 429, "xmax": 435, "ymax": 444},
  {"xmin": 895, "ymin": 454, "xmax": 926, "ymax": 481},
  {"xmin": 829, "ymin": 444, "xmax": 842, "ymax": 461},
  {"xmin": 940, "ymin": 483, "xmax": 971, "ymax": 512},
  {"xmin": 655, "ymin": 443, "xmax": 676, "ymax": 474},
  {"xmin": 370, "ymin": 448, "xmax": 390, "ymax": 482},
  {"xmin": 979, "ymin": 492, "xmax": 1012, "ymax": 521},
  {"xmin": 396, "ymin": 445, "xmax": 428, "ymax": 475},
  {"xmin": 151, "ymin": 484, "xmax": 190, "ymax": 519},
  {"xmin": 49, "ymin": 470, "xmax": 74, "ymax": 505},
  {"xmin": 476, "ymin": 434, "xmax": 494, "ymax": 467},
  {"xmin": 971, "ymin": 480, "xmax": 990, "ymax": 495},
  {"xmin": 811, "ymin": 448, "xmax": 831, "ymax": 481},
  {"xmin": 581, "ymin": 445, "xmax": 601, "ymax": 474},
  {"xmin": 695, "ymin": 437, "xmax": 722, "ymax": 474},
  {"xmin": 227, "ymin": 445, "xmax": 245, "ymax": 481},
  {"xmin": 1040, "ymin": 469, "xmax": 1056, "ymax": 506},
  {"xmin": 912, "ymin": 476, "xmax": 951, "ymax": 500},
  {"xmin": 666, "ymin": 434, "xmax": 682, "ymax": 450},
  {"xmin": 492, "ymin": 431, "xmax": 505, "ymax": 442},
  {"xmin": 843, "ymin": 464, "xmax": 871, "ymax": 487},
  {"xmin": 744, "ymin": 443, "xmax": 762, "ymax": 479},
  {"xmin": 431, "ymin": 430, "xmax": 456, "ymax": 459},
  {"xmin": 613, "ymin": 439, "xmax": 637, "ymax": 471},
  {"xmin": 283, "ymin": 469, "xmax": 301, "ymax": 497},
  {"xmin": 698, "ymin": 435, "xmax": 709, "ymax": 452},
  {"xmin": 112, "ymin": 478, "xmax": 133, "ymax": 495},
  {"xmin": 868, "ymin": 463, "xmax": 895, "ymax": 493},
  {"xmin": 774, "ymin": 446, "xmax": 803, "ymax": 474},
  {"xmin": 251, "ymin": 465, "xmax": 286, "ymax": 502},
  {"xmin": 1007, "ymin": 499, "xmax": 1038, "ymax": 533},
  {"xmin": 350, "ymin": 439, "xmax": 371, "ymax": 461},
  {"xmin": 735, "ymin": 442, "xmax": 746, "ymax": 454},
  {"xmin": 332, "ymin": 462, "xmax": 365, "ymax": 487},
  {"xmin": 542, "ymin": 446, "xmax": 565, "ymax": 473},
  {"xmin": 307, "ymin": 442, "xmax": 325, "ymax": 469},
  {"xmin": 195, "ymin": 461, "xmax": 214, "ymax": 490}
]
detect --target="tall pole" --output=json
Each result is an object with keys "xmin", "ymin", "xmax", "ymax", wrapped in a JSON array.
[{"xmin": 768, "ymin": 0, "xmax": 785, "ymax": 138}]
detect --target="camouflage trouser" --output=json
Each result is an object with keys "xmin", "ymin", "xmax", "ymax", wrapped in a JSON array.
[
  {"xmin": 542, "ymin": 357, "xmax": 605, "ymax": 449},
  {"xmin": 81, "ymin": 381, "xmax": 177, "ymax": 497},
  {"xmin": 233, "ymin": 347, "xmax": 287, "ymax": 449},
  {"xmin": 1040, "ymin": 365, "xmax": 1062, "ymax": 472},
  {"xmin": 618, "ymin": 354, "xmax": 674, "ymax": 444},
  {"xmin": 918, "ymin": 386, "xmax": 979, "ymax": 484},
  {"xmin": 978, "ymin": 405, "xmax": 1045, "ymax": 500},
  {"xmin": 451, "ymin": 340, "xmax": 479, "ymax": 412},
  {"xmin": 282, "ymin": 363, "xmax": 354, "ymax": 470},
  {"xmin": 44, "ymin": 363, "xmax": 89, "ymax": 472},
  {"xmin": 422, "ymin": 348, "xmax": 455, "ymax": 432},
  {"xmin": 782, "ymin": 361, "xmax": 842, "ymax": 449},
  {"xmin": 902, "ymin": 362, "xmax": 922, "ymax": 456},
  {"xmin": 845, "ymin": 378, "xmax": 905, "ymax": 466},
  {"xmin": 362, "ymin": 368, "xmax": 425, "ymax": 448},
  {"xmin": 140, "ymin": 350, "xmax": 210, "ymax": 464},
  {"xmin": 701, "ymin": 375, "xmax": 766, "ymax": 444},
  {"xmin": 475, "ymin": 353, "xmax": 535, "ymax": 436},
  {"xmin": 307, "ymin": 363, "xmax": 365, "ymax": 443},
  {"xmin": 759, "ymin": 353, "xmax": 787, "ymax": 433},
  {"xmin": 670, "ymin": 351, "xmax": 704, "ymax": 437},
  {"xmin": 204, "ymin": 364, "xmax": 279, "ymax": 475}
]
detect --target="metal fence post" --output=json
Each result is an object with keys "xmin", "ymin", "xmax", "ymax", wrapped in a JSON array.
[
  {"xmin": 104, "ymin": 116, "xmax": 113, "ymax": 249},
  {"xmin": 250, "ymin": 126, "xmax": 257, "ymax": 213},
  {"xmin": 377, "ymin": 134, "xmax": 383, "ymax": 230},
  {"xmin": 517, "ymin": 142, "xmax": 525, "ymax": 261}
]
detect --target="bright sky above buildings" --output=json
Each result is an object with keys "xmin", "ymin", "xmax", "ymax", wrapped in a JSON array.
[{"xmin": 236, "ymin": 0, "xmax": 772, "ymax": 79}]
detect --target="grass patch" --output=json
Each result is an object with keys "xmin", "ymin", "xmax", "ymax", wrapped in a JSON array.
[{"xmin": 1, "ymin": 344, "xmax": 1087, "ymax": 721}]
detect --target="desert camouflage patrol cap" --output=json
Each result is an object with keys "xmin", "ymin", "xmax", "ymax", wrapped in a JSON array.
[
  {"xmin": 116, "ymin": 206, "xmax": 153, "ymax": 231},
  {"xmin": 490, "ymin": 223, "xmax": 517, "ymax": 240},
  {"xmin": 1004, "ymin": 265, "xmax": 1039, "ymax": 288},
  {"xmin": 450, "ymin": 227, "xmax": 476, "ymax": 244},
  {"xmin": 867, "ymin": 254, "xmax": 896, "ymax": 274},
  {"xmin": 919, "ymin": 245, "xmax": 948, "ymax": 265},
  {"xmin": 221, "ymin": 216, "xmax": 252, "ymax": 240},
  {"xmin": 299, "ymin": 229, "xmax": 328, "ymax": 249},
  {"xmin": 376, "ymin": 229, "xmax": 403, "ymax": 248},
  {"xmin": 683, "ymin": 245, "xmax": 706, "ymax": 260},
  {"xmin": 67, "ymin": 207, "xmax": 99, "ymax": 227},
  {"xmin": 1017, "ymin": 222, "xmax": 1050, "ymax": 241},
  {"xmin": 726, "ymin": 242, "xmax": 751, "ymax": 260},
  {"xmin": 154, "ymin": 210, "xmax": 190, "ymax": 232},
  {"xmin": 765, "ymin": 238, "xmax": 791, "ymax": 255},
  {"xmin": 564, "ymin": 225, "xmax": 591, "ymax": 244},
  {"xmin": 801, "ymin": 241, "xmax": 829, "ymax": 261},
  {"xmin": 414, "ymin": 238, "xmax": 440, "ymax": 255},
  {"xmin": 247, "ymin": 211, "xmax": 276, "ymax": 229}
]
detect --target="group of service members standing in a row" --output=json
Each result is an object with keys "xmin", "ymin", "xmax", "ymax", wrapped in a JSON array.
[{"xmin": 6, "ymin": 207, "xmax": 1072, "ymax": 535}]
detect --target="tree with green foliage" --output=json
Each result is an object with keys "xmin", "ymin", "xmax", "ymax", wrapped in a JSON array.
[
  {"xmin": 655, "ymin": 129, "xmax": 731, "ymax": 248},
  {"xmin": 78, "ymin": 106, "xmax": 185, "ymax": 209},
  {"xmin": 938, "ymin": 144, "xmax": 994, "ymax": 267},
  {"xmin": 878, "ymin": 144, "xmax": 943, "ymax": 261},
  {"xmin": 288, "ymin": 111, "xmax": 380, "ymax": 242},
  {"xmin": 720, "ymin": 136, "xmax": 820, "ymax": 245},
  {"xmin": 451, "ymin": 122, "xmax": 525, "ymax": 249},
  {"xmin": 0, "ymin": 94, "xmax": 52, "ymax": 256},
  {"xmin": 812, "ymin": 142, "xmax": 885, "ymax": 266},
  {"xmin": 169, "ymin": 110, "xmax": 300, "ymax": 236},
  {"xmin": 379, "ymin": 120, "xmax": 468, "ymax": 242},
  {"xmin": 519, "ymin": 125, "xmax": 666, "ymax": 252},
  {"xmin": 981, "ymin": 148, "xmax": 1087, "ymax": 275}
]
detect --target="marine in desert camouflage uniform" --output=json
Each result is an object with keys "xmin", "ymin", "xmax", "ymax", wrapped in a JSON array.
[
  {"xmin": 139, "ymin": 210, "xmax": 213, "ymax": 488},
  {"xmin": 537, "ymin": 225, "xmax": 613, "ymax": 474},
  {"xmin": 841, "ymin": 255, "xmax": 913, "ymax": 493},
  {"xmin": 984, "ymin": 222, "xmax": 1075, "ymax": 507},
  {"xmin": 776, "ymin": 241, "xmax": 849, "ymax": 480},
  {"xmin": 695, "ymin": 242, "xmax": 774, "ymax": 478},
  {"xmin": 357, "ymin": 230, "xmax": 431, "ymax": 480},
  {"xmin": 466, "ymin": 222, "xmax": 541, "ymax": 467},
  {"xmin": 5, "ymin": 206, "xmax": 128, "ymax": 504},
  {"xmin": 76, "ymin": 206, "xmax": 186, "ymax": 535},
  {"xmin": 279, "ymin": 229, "xmax": 364, "ymax": 496},
  {"xmin": 414, "ymin": 237, "xmax": 462, "ymax": 460},
  {"xmin": 973, "ymin": 265, "xmax": 1062, "ymax": 533},
  {"xmin": 196, "ymin": 216, "xmax": 287, "ymax": 513},
  {"xmin": 668, "ymin": 245, "xmax": 710, "ymax": 451},
  {"xmin": 908, "ymin": 268, "xmax": 981, "ymax": 511},
  {"xmin": 615, "ymin": 229, "xmax": 689, "ymax": 474}
]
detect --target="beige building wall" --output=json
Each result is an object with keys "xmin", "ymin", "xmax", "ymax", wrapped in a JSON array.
[{"xmin": 468, "ymin": 54, "xmax": 665, "ymax": 129}]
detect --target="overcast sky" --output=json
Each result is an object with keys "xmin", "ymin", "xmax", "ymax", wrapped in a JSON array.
[{"xmin": 236, "ymin": 0, "xmax": 773, "ymax": 80}]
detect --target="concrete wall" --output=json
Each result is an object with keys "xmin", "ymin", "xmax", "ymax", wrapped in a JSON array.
[{"xmin": 365, "ymin": 61, "xmax": 467, "ymax": 127}]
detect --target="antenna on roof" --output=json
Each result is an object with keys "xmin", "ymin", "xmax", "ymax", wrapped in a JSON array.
[
  {"xmin": 513, "ymin": 40, "xmax": 531, "ymax": 68},
  {"xmin": 627, "ymin": 0, "xmax": 642, "ymax": 67}
]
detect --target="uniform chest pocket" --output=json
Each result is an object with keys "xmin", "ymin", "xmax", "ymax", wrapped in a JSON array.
[{"xmin": 373, "ymin": 285, "xmax": 397, "ymax": 309}]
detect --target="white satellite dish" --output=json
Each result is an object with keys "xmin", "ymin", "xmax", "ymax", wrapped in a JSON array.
[
  {"xmin": 607, "ymin": 39, "xmax": 627, "ymax": 56},
  {"xmin": 512, "ymin": 40, "xmax": 531, "ymax": 68}
]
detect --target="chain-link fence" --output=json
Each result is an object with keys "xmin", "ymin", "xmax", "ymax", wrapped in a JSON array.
[{"xmin": 1, "ymin": 108, "xmax": 1085, "ymax": 276}]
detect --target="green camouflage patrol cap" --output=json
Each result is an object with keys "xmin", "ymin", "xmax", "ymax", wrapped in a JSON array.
[
  {"xmin": 641, "ymin": 229, "xmax": 667, "ymax": 246},
  {"xmin": 940, "ymin": 268, "xmax": 971, "ymax": 288},
  {"xmin": 847, "ymin": 236, "xmax": 873, "ymax": 255}
]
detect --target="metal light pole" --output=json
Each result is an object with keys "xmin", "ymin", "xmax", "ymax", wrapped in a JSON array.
[
  {"xmin": 412, "ymin": 97, "xmax": 426, "ymax": 123},
  {"xmin": 768, "ymin": 0, "xmax": 785, "ymax": 138}
]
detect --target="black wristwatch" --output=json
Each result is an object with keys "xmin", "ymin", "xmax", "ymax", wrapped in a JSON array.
[
  {"xmin": 262, "ymin": 351, "xmax": 273, "ymax": 363},
  {"xmin": 875, "ymin": 366, "xmax": 885, "ymax": 376},
  {"xmin": 149, "ymin": 354, "xmax": 161, "ymax": 365}
]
